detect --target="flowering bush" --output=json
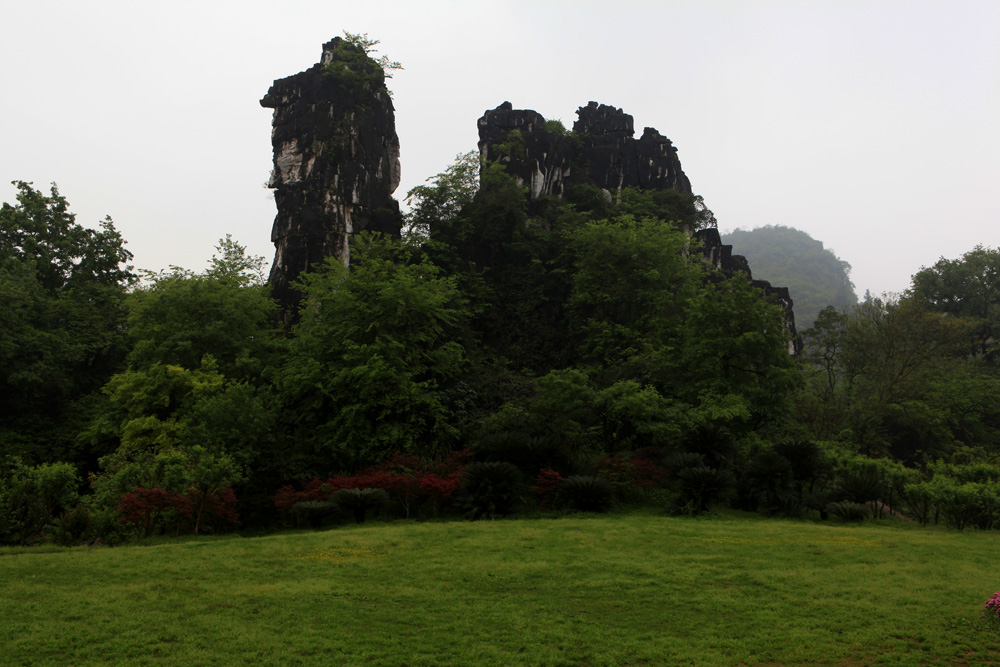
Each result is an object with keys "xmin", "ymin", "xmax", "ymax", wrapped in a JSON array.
[{"xmin": 984, "ymin": 591, "xmax": 1000, "ymax": 621}]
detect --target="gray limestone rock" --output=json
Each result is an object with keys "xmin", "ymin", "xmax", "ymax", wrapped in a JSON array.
[{"xmin": 261, "ymin": 37, "xmax": 402, "ymax": 317}]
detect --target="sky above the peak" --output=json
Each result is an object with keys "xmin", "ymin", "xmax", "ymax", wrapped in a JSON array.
[{"xmin": 2, "ymin": 0, "xmax": 997, "ymax": 299}]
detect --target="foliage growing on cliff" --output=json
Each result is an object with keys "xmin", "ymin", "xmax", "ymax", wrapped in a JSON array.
[
  {"xmin": 341, "ymin": 32, "xmax": 403, "ymax": 78},
  {"xmin": 322, "ymin": 32, "xmax": 402, "ymax": 98}
]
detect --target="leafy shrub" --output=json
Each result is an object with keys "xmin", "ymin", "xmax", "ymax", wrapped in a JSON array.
[
  {"xmin": 116, "ymin": 486, "xmax": 239, "ymax": 536},
  {"xmin": 0, "ymin": 458, "xmax": 80, "ymax": 545},
  {"xmin": 804, "ymin": 490, "xmax": 835, "ymax": 520},
  {"xmin": 682, "ymin": 423, "xmax": 735, "ymax": 469},
  {"xmin": 116, "ymin": 487, "xmax": 188, "ymax": 537},
  {"xmin": 902, "ymin": 481, "xmax": 936, "ymax": 526},
  {"xmin": 332, "ymin": 488, "xmax": 390, "ymax": 524},
  {"xmin": 557, "ymin": 476, "xmax": 616, "ymax": 513},
  {"xmin": 290, "ymin": 500, "xmax": 335, "ymax": 529},
  {"xmin": 673, "ymin": 466, "xmax": 734, "ymax": 515},
  {"xmin": 474, "ymin": 433, "xmax": 575, "ymax": 478},
  {"xmin": 457, "ymin": 462, "xmax": 523, "ymax": 520},
  {"xmin": 772, "ymin": 439, "xmax": 829, "ymax": 497},
  {"xmin": 273, "ymin": 451, "xmax": 470, "ymax": 518},
  {"xmin": 835, "ymin": 468, "xmax": 883, "ymax": 505},
  {"xmin": 592, "ymin": 452, "xmax": 668, "ymax": 501},
  {"xmin": 55, "ymin": 503, "xmax": 93, "ymax": 545},
  {"xmin": 738, "ymin": 450, "xmax": 797, "ymax": 515},
  {"xmin": 531, "ymin": 468, "xmax": 563, "ymax": 509},
  {"xmin": 826, "ymin": 501, "xmax": 870, "ymax": 522},
  {"xmin": 663, "ymin": 452, "xmax": 704, "ymax": 476}
]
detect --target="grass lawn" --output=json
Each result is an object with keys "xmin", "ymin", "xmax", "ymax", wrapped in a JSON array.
[{"xmin": 2, "ymin": 511, "xmax": 998, "ymax": 666}]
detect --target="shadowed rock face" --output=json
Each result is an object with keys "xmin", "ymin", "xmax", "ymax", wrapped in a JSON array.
[
  {"xmin": 261, "ymin": 37, "xmax": 402, "ymax": 318},
  {"xmin": 477, "ymin": 101, "xmax": 692, "ymax": 200},
  {"xmin": 478, "ymin": 101, "xmax": 798, "ymax": 350},
  {"xmin": 573, "ymin": 102, "xmax": 692, "ymax": 195}
]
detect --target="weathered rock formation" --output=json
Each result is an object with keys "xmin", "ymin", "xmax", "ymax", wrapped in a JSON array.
[
  {"xmin": 478, "ymin": 101, "xmax": 691, "ymax": 199},
  {"xmin": 261, "ymin": 37, "xmax": 402, "ymax": 316},
  {"xmin": 478, "ymin": 101, "xmax": 798, "ymax": 348}
]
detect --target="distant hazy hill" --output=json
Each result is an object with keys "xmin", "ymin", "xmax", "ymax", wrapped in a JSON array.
[{"xmin": 721, "ymin": 225, "xmax": 857, "ymax": 331}]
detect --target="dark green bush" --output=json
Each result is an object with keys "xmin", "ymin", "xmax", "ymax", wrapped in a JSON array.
[
  {"xmin": 557, "ymin": 476, "xmax": 616, "ymax": 513},
  {"xmin": 0, "ymin": 458, "xmax": 79, "ymax": 545},
  {"xmin": 738, "ymin": 450, "xmax": 797, "ymax": 515},
  {"xmin": 805, "ymin": 490, "xmax": 835, "ymax": 520},
  {"xmin": 55, "ymin": 503, "xmax": 93, "ymax": 545},
  {"xmin": 457, "ymin": 462, "xmax": 523, "ymax": 520},
  {"xmin": 835, "ymin": 469, "xmax": 883, "ymax": 504},
  {"xmin": 772, "ymin": 439, "xmax": 829, "ymax": 497},
  {"xmin": 473, "ymin": 432, "xmax": 577, "ymax": 478},
  {"xmin": 673, "ymin": 466, "xmax": 734, "ymax": 515},
  {"xmin": 332, "ymin": 488, "xmax": 390, "ymax": 524},
  {"xmin": 290, "ymin": 500, "xmax": 335, "ymax": 529},
  {"xmin": 827, "ymin": 501, "xmax": 870, "ymax": 522},
  {"xmin": 663, "ymin": 452, "xmax": 704, "ymax": 476},
  {"xmin": 682, "ymin": 423, "xmax": 735, "ymax": 469}
]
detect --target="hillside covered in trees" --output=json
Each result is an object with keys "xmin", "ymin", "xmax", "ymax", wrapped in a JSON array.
[
  {"xmin": 722, "ymin": 225, "xmax": 858, "ymax": 331},
  {"xmin": 4, "ymin": 37, "xmax": 1000, "ymax": 546}
]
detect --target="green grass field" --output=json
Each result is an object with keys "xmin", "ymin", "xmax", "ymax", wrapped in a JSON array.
[{"xmin": 2, "ymin": 511, "xmax": 998, "ymax": 666}]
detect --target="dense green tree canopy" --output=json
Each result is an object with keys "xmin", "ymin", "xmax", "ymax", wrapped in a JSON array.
[
  {"xmin": 279, "ymin": 236, "xmax": 469, "ymax": 471},
  {"xmin": 15, "ymin": 151, "xmax": 1000, "ymax": 540},
  {"xmin": 910, "ymin": 245, "xmax": 1000, "ymax": 359},
  {"xmin": 0, "ymin": 182, "xmax": 134, "ymax": 464}
]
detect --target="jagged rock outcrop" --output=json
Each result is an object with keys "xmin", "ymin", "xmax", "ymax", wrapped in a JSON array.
[
  {"xmin": 477, "ymin": 101, "xmax": 691, "ymax": 199},
  {"xmin": 478, "ymin": 101, "xmax": 798, "ymax": 348},
  {"xmin": 573, "ymin": 101, "xmax": 692, "ymax": 195},
  {"xmin": 261, "ymin": 37, "xmax": 402, "ymax": 316}
]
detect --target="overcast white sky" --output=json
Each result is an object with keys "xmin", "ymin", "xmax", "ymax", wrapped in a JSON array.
[{"xmin": 2, "ymin": 0, "xmax": 997, "ymax": 298}]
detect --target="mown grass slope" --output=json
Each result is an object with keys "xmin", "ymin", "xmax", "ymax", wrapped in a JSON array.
[{"xmin": 2, "ymin": 512, "xmax": 998, "ymax": 666}]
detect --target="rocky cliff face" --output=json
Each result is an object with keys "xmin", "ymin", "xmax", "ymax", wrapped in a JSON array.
[
  {"xmin": 478, "ymin": 101, "xmax": 798, "ymax": 347},
  {"xmin": 261, "ymin": 37, "xmax": 402, "ymax": 316},
  {"xmin": 477, "ymin": 101, "xmax": 692, "ymax": 200}
]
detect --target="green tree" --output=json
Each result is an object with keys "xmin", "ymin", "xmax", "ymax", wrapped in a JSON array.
[
  {"xmin": 126, "ymin": 239, "xmax": 280, "ymax": 383},
  {"xmin": 795, "ymin": 296, "xmax": 987, "ymax": 461},
  {"xmin": 341, "ymin": 31, "xmax": 403, "ymax": 77},
  {"xmin": 910, "ymin": 245, "xmax": 1000, "ymax": 359},
  {"xmin": 0, "ymin": 457, "xmax": 80, "ymax": 545},
  {"xmin": 405, "ymin": 151, "xmax": 480, "ymax": 237},
  {"xmin": 679, "ymin": 272, "xmax": 800, "ymax": 431},
  {"xmin": 279, "ymin": 235, "xmax": 469, "ymax": 470},
  {"xmin": 566, "ymin": 214, "xmax": 701, "ymax": 371},
  {"xmin": 85, "ymin": 238, "xmax": 281, "ymax": 518},
  {"xmin": 0, "ymin": 181, "xmax": 134, "ymax": 464}
]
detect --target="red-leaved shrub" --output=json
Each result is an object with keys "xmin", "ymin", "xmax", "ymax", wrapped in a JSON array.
[
  {"xmin": 531, "ymin": 468, "xmax": 564, "ymax": 508},
  {"xmin": 117, "ymin": 486, "xmax": 239, "ymax": 537},
  {"xmin": 273, "ymin": 450, "xmax": 472, "ymax": 517}
]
